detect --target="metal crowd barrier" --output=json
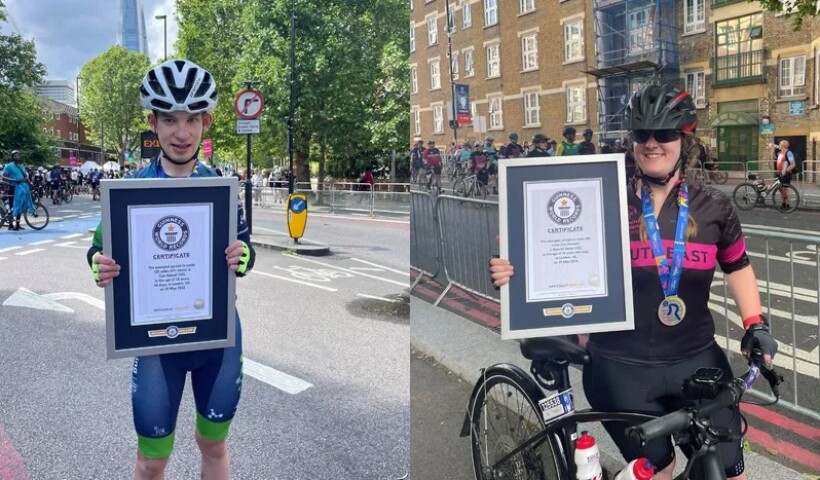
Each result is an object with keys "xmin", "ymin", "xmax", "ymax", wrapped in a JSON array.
[
  {"xmin": 410, "ymin": 192, "xmax": 441, "ymax": 284},
  {"xmin": 409, "ymin": 196, "xmax": 819, "ymax": 421},
  {"xmin": 250, "ymin": 181, "xmax": 411, "ymax": 217}
]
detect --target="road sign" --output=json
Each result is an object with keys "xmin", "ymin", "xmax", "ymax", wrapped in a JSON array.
[
  {"xmin": 234, "ymin": 89, "xmax": 265, "ymax": 119},
  {"xmin": 759, "ymin": 124, "xmax": 775, "ymax": 135},
  {"xmin": 287, "ymin": 192, "xmax": 308, "ymax": 241},
  {"xmin": 237, "ymin": 119, "xmax": 260, "ymax": 135}
]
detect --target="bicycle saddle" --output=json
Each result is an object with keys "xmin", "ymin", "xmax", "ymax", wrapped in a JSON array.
[{"xmin": 519, "ymin": 335, "xmax": 590, "ymax": 365}]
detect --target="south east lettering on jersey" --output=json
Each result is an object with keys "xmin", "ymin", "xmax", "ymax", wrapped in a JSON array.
[{"xmin": 630, "ymin": 240, "xmax": 717, "ymax": 269}]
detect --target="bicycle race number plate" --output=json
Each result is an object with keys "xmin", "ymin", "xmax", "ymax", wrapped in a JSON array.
[
  {"xmin": 100, "ymin": 178, "xmax": 238, "ymax": 359},
  {"xmin": 538, "ymin": 389, "xmax": 575, "ymax": 424},
  {"xmin": 498, "ymin": 154, "xmax": 634, "ymax": 339}
]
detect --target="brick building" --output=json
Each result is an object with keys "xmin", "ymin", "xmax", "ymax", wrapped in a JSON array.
[
  {"xmin": 410, "ymin": 0, "xmax": 819, "ymax": 167},
  {"xmin": 41, "ymin": 98, "xmax": 104, "ymax": 165}
]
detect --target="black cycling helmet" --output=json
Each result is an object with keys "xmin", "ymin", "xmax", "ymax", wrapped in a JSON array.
[
  {"xmin": 508, "ymin": 132, "xmax": 518, "ymax": 141},
  {"xmin": 532, "ymin": 134, "xmax": 548, "ymax": 144},
  {"xmin": 583, "ymin": 128, "xmax": 593, "ymax": 137},
  {"xmin": 562, "ymin": 126, "xmax": 576, "ymax": 136},
  {"xmin": 623, "ymin": 83, "xmax": 697, "ymax": 132}
]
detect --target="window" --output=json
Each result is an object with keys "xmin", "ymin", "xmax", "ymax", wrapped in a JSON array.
[
  {"xmin": 685, "ymin": 71, "xmax": 707, "ymax": 108},
  {"xmin": 471, "ymin": 102, "xmax": 478, "ymax": 119},
  {"xmin": 450, "ymin": 52, "xmax": 459, "ymax": 78},
  {"xmin": 486, "ymin": 43, "xmax": 500, "ymax": 78},
  {"xmin": 779, "ymin": 56, "xmax": 806, "ymax": 97},
  {"xmin": 484, "ymin": 0, "xmax": 497, "ymax": 26},
  {"xmin": 411, "ymin": 66, "xmax": 418, "ymax": 94},
  {"xmin": 715, "ymin": 14, "xmax": 764, "ymax": 85},
  {"xmin": 565, "ymin": 82, "xmax": 586, "ymax": 123},
  {"xmin": 410, "ymin": 0, "xmax": 413, "ymax": 10},
  {"xmin": 815, "ymin": 49, "xmax": 820, "ymax": 105},
  {"xmin": 463, "ymin": 2, "xmax": 472, "ymax": 28},
  {"xmin": 413, "ymin": 108, "xmax": 421, "ymax": 135},
  {"xmin": 628, "ymin": 6, "xmax": 654, "ymax": 57},
  {"xmin": 521, "ymin": 33, "xmax": 538, "ymax": 71},
  {"xmin": 433, "ymin": 104, "xmax": 444, "ymax": 133},
  {"xmin": 429, "ymin": 60, "xmax": 441, "ymax": 90},
  {"xmin": 563, "ymin": 20, "xmax": 584, "ymax": 62},
  {"xmin": 410, "ymin": 26, "xmax": 415, "ymax": 53},
  {"xmin": 520, "ymin": 0, "xmax": 535, "ymax": 14},
  {"xmin": 684, "ymin": 0, "xmax": 706, "ymax": 34},
  {"xmin": 464, "ymin": 48, "xmax": 475, "ymax": 77},
  {"xmin": 523, "ymin": 91, "xmax": 540, "ymax": 126},
  {"xmin": 488, "ymin": 94, "xmax": 503, "ymax": 129},
  {"xmin": 56, "ymin": 129, "xmax": 61, "ymax": 138},
  {"xmin": 427, "ymin": 15, "xmax": 438, "ymax": 46}
]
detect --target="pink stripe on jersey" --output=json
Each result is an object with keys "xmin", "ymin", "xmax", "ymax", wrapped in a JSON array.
[
  {"xmin": 716, "ymin": 237, "xmax": 747, "ymax": 264},
  {"xmin": 631, "ymin": 240, "xmax": 717, "ymax": 270}
]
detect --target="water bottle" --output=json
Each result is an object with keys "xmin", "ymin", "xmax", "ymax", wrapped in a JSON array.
[
  {"xmin": 614, "ymin": 458, "xmax": 655, "ymax": 480},
  {"xmin": 574, "ymin": 431, "xmax": 603, "ymax": 480}
]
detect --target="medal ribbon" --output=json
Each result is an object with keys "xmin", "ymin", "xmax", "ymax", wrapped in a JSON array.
[{"xmin": 641, "ymin": 181, "xmax": 689, "ymax": 296}]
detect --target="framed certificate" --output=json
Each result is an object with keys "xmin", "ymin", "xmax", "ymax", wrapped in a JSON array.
[
  {"xmin": 498, "ymin": 154, "xmax": 634, "ymax": 339},
  {"xmin": 101, "ymin": 177, "xmax": 238, "ymax": 359}
]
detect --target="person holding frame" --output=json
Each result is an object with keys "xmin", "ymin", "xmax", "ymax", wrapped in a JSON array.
[
  {"xmin": 87, "ymin": 59, "xmax": 255, "ymax": 480},
  {"xmin": 489, "ymin": 83, "xmax": 778, "ymax": 480}
]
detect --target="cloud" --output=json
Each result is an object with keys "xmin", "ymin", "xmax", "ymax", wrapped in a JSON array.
[{"xmin": 1, "ymin": 0, "xmax": 179, "ymax": 81}]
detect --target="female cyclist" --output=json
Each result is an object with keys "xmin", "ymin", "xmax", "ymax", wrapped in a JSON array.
[{"xmin": 489, "ymin": 83, "xmax": 778, "ymax": 480}]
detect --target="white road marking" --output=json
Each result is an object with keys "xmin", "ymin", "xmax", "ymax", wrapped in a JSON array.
[
  {"xmin": 80, "ymin": 236, "xmax": 93, "ymax": 241},
  {"xmin": 0, "ymin": 246, "xmax": 22, "ymax": 253},
  {"xmin": 0, "ymin": 257, "xmax": 6, "ymax": 261},
  {"xmin": 713, "ymin": 272, "xmax": 819, "ymax": 304},
  {"xmin": 250, "ymin": 270, "xmax": 337, "ymax": 291},
  {"xmin": 61, "ymin": 233, "xmax": 84, "ymax": 239},
  {"xmin": 356, "ymin": 293, "xmax": 400, "ymax": 303},
  {"xmin": 63, "ymin": 215, "xmax": 78, "ymax": 219},
  {"xmin": 15, "ymin": 248, "xmax": 44, "ymax": 256},
  {"xmin": 350, "ymin": 257, "xmax": 407, "ymax": 275},
  {"xmin": 78, "ymin": 215, "xmax": 93, "ymax": 219},
  {"xmin": 743, "ymin": 223, "xmax": 820, "ymax": 236},
  {"xmin": 29, "ymin": 239, "xmax": 55, "ymax": 245},
  {"xmin": 56, "ymin": 243, "xmax": 89, "ymax": 250},
  {"xmin": 746, "ymin": 250, "xmax": 817, "ymax": 267},
  {"xmin": 58, "ymin": 209, "xmax": 83, "ymax": 213},
  {"xmin": 55, "ymin": 241, "xmax": 77, "ymax": 247},
  {"xmin": 284, "ymin": 253, "xmax": 408, "ymax": 287},
  {"xmin": 243, "ymin": 359, "xmax": 312, "ymax": 394}
]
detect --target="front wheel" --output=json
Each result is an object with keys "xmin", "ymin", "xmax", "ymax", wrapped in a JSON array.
[
  {"xmin": 468, "ymin": 372, "xmax": 565, "ymax": 480},
  {"xmin": 63, "ymin": 189, "xmax": 73, "ymax": 204},
  {"xmin": 732, "ymin": 183, "xmax": 759, "ymax": 211},
  {"xmin": 453, "ymin": 178, "xmax": 468, "ymax": 197},
  {"xmin": 710, "ymin": 170, "xmax": 728, "ymax": 184},
  {"xmin": 772, "ymin": 184, "xmax": 800, "ymax": 214},
  {"xmin": 25, "ymin": 203, "xmax": 49, "ymax": 230}
]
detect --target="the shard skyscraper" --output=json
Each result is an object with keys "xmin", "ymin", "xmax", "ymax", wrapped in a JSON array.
[{"xmin": 118, "ymin": 0, "xmax": 149, "ymax": 54}]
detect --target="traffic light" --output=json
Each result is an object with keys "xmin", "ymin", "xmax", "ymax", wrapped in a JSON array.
[{"xmin": 449, "ymin": 120, "xmax": 459, "ymax": 130}]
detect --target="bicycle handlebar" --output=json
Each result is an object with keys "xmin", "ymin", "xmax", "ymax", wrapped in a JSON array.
[{"xmin": 628, "ymin": 351, "xmax": 782, "ymax": 448}]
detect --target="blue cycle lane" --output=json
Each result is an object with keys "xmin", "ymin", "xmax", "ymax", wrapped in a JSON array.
[{"xmin": 0, "ymin": 215, "xmax": 102, "ymax": 251}]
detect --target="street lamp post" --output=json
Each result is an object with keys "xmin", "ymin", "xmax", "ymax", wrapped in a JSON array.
[
  {"xmin": 75, "ymin": 76, "xmax": 81, "ymax": 163},
  {"xmin": 155, "ymin": 15, "xmax": 167, "ymax": 61}
]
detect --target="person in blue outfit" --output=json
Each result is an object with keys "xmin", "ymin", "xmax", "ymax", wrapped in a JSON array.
[
  {"xmin": 86, "ymin": 59, "xmax": 255, "ymax": 480},
  {"xmin": 1, "ymin": 150, "xmax": 28, "ymax": 230}
]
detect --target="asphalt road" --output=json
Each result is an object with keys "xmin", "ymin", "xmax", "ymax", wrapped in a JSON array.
[{"xmin": 0, "ymin": 194, "xmax": 410, "ymax": 479}]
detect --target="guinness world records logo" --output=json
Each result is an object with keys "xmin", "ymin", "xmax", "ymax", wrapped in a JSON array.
[
  {"xmin": 153, "ymin": 216, "xmax": 190, "ymax": 250},
  {"xmin": 548, "ymin": 191, "xmax": 582, "ymax": 225}
]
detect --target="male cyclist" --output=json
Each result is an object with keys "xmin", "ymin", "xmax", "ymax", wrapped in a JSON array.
[
  {"xmin": 87, "ymin": 59, "xmax": 255, "ymax": 480},
  {"xmin": 422, "ymin": 140, "xmax": 443, "ymax": 191},
  {"xmin": 772, "ymin": 140, "xmax": 796, "ymax": 210},
  {"xmin": 501, "ymin": 132, "xmax": 525, "ymax": 159},
  {"xmin": 556, "ymin": 127, "xmax": 582, "ymax": 156},
  {"xmin": 49, "ymin": 164, "xmax": 63, "ymax": 204}
]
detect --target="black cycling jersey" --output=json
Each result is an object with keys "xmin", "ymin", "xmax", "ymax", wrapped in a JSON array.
[{"xmin": 587, "ymin": 181, "xmax": 750, "ymax": 366}]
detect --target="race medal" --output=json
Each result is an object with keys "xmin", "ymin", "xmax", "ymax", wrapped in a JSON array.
[{"xmin": 658, "ymin": 296, "xmax": 686, "ymax": 326}]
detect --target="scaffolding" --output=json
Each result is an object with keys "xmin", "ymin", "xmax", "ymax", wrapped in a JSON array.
[{"xmin": 585, "ymin": 0, "xmax": 680, "ymax": 142}]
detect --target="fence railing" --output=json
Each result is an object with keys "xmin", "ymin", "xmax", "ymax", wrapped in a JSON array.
[
  {"xmin": 410, "ymin": 193, "xmax": 820, "ymax": 421},
  {"xmin": 241, "ymin": 181, "xmax": 411, "ymax": 217}
]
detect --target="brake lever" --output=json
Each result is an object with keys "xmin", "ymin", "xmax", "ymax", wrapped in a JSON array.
[{"xmin": 750, "ymin": 348, "xmax": 783, "ymax": 398}]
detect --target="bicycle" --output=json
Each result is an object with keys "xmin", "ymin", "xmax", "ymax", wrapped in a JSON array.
[
  {"xmin": 0, "ymin": 183, "xmax": 50, "ymax": 231},
  {"xmin": 732, "ymin": 174, "xmax": 800, "ymax": 214},
  {"xmin": 460, "ymin": 335, "xmax": 782, "ymax": 480},
  {"xmin": 421, "ymin": 169, "xmax": 441, "ymax": 196},
  {"xmin": 453, "ymin": 173, "xmax": 487, "ymax": 200},
  {"xmin": 687, "ymin": 166, "xmax": 728, "ymax": 187}
]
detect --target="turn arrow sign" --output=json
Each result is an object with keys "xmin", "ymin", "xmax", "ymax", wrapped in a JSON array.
[{"xmin": 2, "ymin": 287, "xmax": 105, "ymax": 313}]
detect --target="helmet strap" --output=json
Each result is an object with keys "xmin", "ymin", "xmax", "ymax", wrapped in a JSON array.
[
  {"xmin": 160, "ymin": 146, "xmax": 201, "ymax": 168},
  {"xmin": 637, "ymin": 157, "xmax": 682, "ymax": 186}
]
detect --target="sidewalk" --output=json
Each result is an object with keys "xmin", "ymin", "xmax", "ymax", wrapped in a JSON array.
[
  {"xmin": 410, "ymin": 296, "xmax": 805, "ymax": 479},
  {"xmin": 249, "ymin": 226, "xmax": 330, "ymax": 256}
]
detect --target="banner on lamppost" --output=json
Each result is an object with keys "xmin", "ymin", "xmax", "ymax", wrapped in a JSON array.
[
  {"xmin": 455, "ymin": 83, "xmax": 472, "ymax": 125},
  {"xmin": 202, "ymin": 139, "xmax": 213, "ymax": 158}
]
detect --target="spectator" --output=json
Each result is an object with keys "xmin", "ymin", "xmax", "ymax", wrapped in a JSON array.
[
  {"xmin": 527, "ymin": 134, "xmax": 550, "ymax": 158},
  {"xmin": 579, "ymin": 128, "xmax": 596, "ymax": 155},
  {"xmin": 556, "ymin": 127, "xmax": 582, "ymax": 156}
]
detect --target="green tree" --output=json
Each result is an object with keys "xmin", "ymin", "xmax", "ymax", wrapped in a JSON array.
[
  {"xmin": 752, "ymin": 0, "xmax": 819, "ymax": 30},
  {"xmin": 78, "ymin": 46, "xmax": 151, "ymax": 161},
  {"xmin": 0, "ymin": 0, "xmax": 53, "ymax": 164}
]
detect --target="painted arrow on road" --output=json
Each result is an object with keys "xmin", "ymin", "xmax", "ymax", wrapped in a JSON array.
[
  {"xmin": 1, "ymin": 287, "xmax": 312, "ymax": 394},
  {"xmin": 2, "ymin": 287, "xmax": 104, "ymax": 312}
]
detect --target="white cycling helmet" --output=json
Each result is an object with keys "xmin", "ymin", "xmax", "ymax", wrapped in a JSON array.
[{"xmin": 140, "ymin": 59, "xmax": 218, "ymax": 113}]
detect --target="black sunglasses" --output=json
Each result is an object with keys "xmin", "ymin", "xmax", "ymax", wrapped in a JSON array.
[{"xmin": 633, "ymin": 129, "xmax": 681, "ymax": 144}]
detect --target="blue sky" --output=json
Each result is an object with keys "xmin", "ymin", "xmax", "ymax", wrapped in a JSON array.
[{"xmin": 1, "ymin": 0, "xmax": 179, "ymax": 81}]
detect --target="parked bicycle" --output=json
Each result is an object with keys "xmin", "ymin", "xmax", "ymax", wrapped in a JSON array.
[
  {"xmin": 732, "ymin": 174, "xmax": 800, "ymax": 214},
  {"xmin": 453, "ymin": 174, "xmax": 487, "ymax": 200},
  {"xmin": 687, "ymin": 164, "xmax": 728, "ymax": 186},
  {"xmin": 460, "ymin": 336, "xmax": 782, "ymax": 480}
]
